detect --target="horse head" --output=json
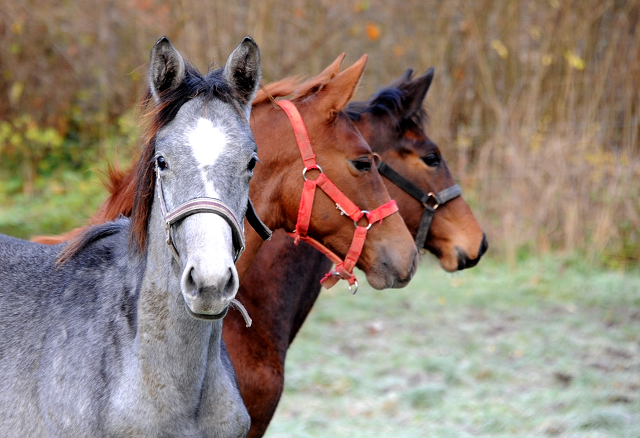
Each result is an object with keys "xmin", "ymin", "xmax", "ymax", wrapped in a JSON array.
[
  {"xmin": 347, "ymin": 67, "xmax": 488, "ymax": 272},
  {"xmin": 249, "ymin": 56, "xmax": 418, "ymax": 290},
  {"xmin": 137, "ymin": 36, "xmax": 261, "ymax": 318}
]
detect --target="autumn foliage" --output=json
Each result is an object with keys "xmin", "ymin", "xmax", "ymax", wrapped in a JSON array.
[{"xmin": 0, "ymin": 0, "xmax": 638, "ymax": 266}]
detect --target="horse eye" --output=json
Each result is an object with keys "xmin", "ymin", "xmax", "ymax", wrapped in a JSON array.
[
  {"xmin": 351, "ymin": 159, "xmax": 371, "ymax": 172},
  {"xmin": 247, "ymin": 157, "xmax": 258, "ymax": 171},
  {"xmin": 422, "ymin": 153, "xmax": 440, "ymax": 167},
  {"xmin": 156, "ymin": 156, "xmax": 168, "ymax": 170}
]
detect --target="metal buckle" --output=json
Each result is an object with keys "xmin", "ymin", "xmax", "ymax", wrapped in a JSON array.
[
  {"xmin": 302, "ymin": 165, "xmax": 324, "ymax": 181},
  {"xmin": 354, "ymin": 210, "xmax": 372, "ymax": 230},
  {"xmin": 330, "ymin": 271, "xmax": 358, "ymax": 294},
  {"xmin": 423, "ymin": 192, "xmax": 440, "ymax": 211}
]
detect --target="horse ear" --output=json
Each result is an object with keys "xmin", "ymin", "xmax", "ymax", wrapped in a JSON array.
[
  {"xmin": 398, "ymin": 67, "xmax": 434, "ymax": 117},
  {"xmin": 315, "ymin": 54, "xmax": 367, "ymax": 116},
  {"xmin": 387, "ymin": 68, "xmax": 414, "ymax": 89},
  {"xmin": 315, "ymin": 53, "xmax": 346, "ymax": 84},
  {"xmin": 224, "ymin": 36, "xmax": 262, "ymax": 119},
  {"xmin": 149, "ymin": 36, "xmax": 186, "ymax": 101}
]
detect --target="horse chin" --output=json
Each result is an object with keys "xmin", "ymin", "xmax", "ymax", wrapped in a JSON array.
[
  {"xmin": 182, "ymin": 288, "xmax": 234, "ymax": 318},
  {"xmin": 183, "ymin": 300, "xmax": 230, "ymax": 321},
  {"xmin": 364, "ymin": 250, "xmax": 419, "ymax": 290}
]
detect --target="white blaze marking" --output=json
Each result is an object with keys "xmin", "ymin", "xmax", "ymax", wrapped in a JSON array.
[{"xmin": 188, "ymin": 117, "xmax": 228, "ymax": 197}]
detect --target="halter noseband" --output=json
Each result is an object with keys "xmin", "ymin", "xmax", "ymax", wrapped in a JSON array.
[
  {"xmin": 277, "ymin": 99, "xmax": 399, "ymax": 294},
  {"xmin": 156, "ymin": 168, "xmax": 246, "ymax": 264},
  {"xmin": 376, "ymin": 161, "xmax": 461, "ymax": 249}
]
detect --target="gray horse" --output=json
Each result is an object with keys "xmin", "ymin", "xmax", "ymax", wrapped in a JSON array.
[{"xmin": 0, "ymin": 36, "xmax": 261, "ymax": 438}]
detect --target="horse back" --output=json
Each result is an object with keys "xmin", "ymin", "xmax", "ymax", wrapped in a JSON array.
[{"xmin": 0, "ymin": 228, "xmax": 142, "ymax": 437}]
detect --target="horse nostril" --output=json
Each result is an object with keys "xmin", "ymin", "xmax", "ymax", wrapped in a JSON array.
[
  {"xmin": 479, "ymin": 234, "xmax": 489, "ymax": 257},
  {"xmin": 181, "ymin": 266, "xmax": 197, "ymax": 298},
  {"xmin": 457, "ymin": 251, "xmax": 468, "ymax": 270},
  {"xmin": 222, "ymin": 267, "xmax": 238, "ymax": 299}
]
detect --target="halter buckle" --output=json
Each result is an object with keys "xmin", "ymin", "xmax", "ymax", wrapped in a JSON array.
[{"xmin": 423, "ymin": 192, "xmax": 440, "ymax": 211}]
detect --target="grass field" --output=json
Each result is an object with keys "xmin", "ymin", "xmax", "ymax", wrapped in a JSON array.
[{"xmin": 263, "ymin": 255, "xmax": 640, "ymax": 438}]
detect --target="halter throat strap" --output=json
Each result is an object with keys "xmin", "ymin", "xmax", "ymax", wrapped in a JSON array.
[
  {"xmin": 376, "ymin": 161, "xmax": 462, "ymax": 249},
  {"xmin": 277, "ymin": 99, "xmax": 399, "ymax": 293}
]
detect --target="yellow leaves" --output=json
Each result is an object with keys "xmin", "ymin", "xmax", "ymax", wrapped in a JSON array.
[
  {"xmin": 11, "ymin": 20, "xmax": 24, "ymax": 35},
  {"xmin": 9, "ymin": 82, "xmax": 24, "ymax": 106},
  {"xmin": 564, "ymin": 50, "xmax": 585, "ymax": 70},
  {"xmin": 585, "ymin": 150, "xmax": 616, "ymax": 166},
  {"xmin": 353, "ymin": 1, "xmax": 371, "ymax": 12},
  {"xmin": 490, "ymin": 39, "xmax": 509, "ymax": 59},
  {"xmin": 529, "ymin": 26, "xmax": 542, "ymax": 41},
  {"xmin": 0, "ymin": 115, "xmax": 64, "ymax": 151}
]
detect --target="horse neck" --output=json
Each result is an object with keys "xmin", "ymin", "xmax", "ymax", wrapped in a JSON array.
[
  {"xmin": 227, "ymin": 229, "xmax": 331, "ymax": 348},
  {"xmin": 238, "ymin": 102, "xmax": 301, "ymax": 280},
  {"xmin": 136, "ymin": 202, "xmax": 220, "ymax": 393}
]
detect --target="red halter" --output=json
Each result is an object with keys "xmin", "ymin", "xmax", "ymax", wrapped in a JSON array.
[{"xmin": 276, "ymin": 100, "xmax": 399, "ymax": 293}]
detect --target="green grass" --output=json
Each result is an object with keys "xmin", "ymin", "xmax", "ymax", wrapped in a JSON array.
[
  {"xmin": 264, "ymin": 255, "xmax": 640, "ymax": 438},
  {"xmin": 0, "ymin": 169, "xmax": 108, "ymax": 239}
]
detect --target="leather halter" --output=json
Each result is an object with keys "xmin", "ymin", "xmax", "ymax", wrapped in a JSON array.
[
  {"xmin": 277, "ymin": 99, "xmax": 399, "ymax": 294},
  {"xmin": 376, "ymin": 161, "xmax": 461, "ymax": 249}
]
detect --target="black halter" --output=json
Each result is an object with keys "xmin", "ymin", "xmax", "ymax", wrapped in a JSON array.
[{"xmin": 377, "ymin": 161, "xmax": 462, "ymax": 249}]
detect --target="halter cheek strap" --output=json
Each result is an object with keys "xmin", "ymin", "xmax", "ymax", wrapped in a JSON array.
[
  {"xmin": 376, "ymin": 161, "xmax": 461, "ymax": 249},
  {"xmin": 277, "ymin": 99, "xmax": 399, "ymax": 294}
]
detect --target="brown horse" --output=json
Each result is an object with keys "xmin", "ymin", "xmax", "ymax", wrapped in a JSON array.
[{"xmin": 222, "ymin": 63, "xmax": 487, "ymax": 437}]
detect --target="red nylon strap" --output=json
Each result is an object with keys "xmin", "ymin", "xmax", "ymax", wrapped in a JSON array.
[
  {"xmin": 277, "ymin": 99, "xmax": 399, "ymax": 290},
  {"xmin": 295, "ymin": 178, "xmax": 317, "ymax": 239},
  {"xmin": 316, "ymin": 176, "xmax": 362, "ymax": 221},
  {"xmin": 277, "ymin": 100, "xmax": 318, "ymax": 170},
  {"xmin": 366, "ymin": 199, "xmax": 398, "ymax": 224}
]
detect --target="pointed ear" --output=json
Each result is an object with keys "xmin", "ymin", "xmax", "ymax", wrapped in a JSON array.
[
  {"xmin": 315, "ymin": 53, "xmax": 346, "ymax": 84},
  {"xmin": 224, "ymin": 36, "xmax": 261, "ymax": 119},
  {"xmin": 315, "ymin": 54, "xmax": 367, "ymax": 116},
  {"xmin": 149, "ymin": 36, "xmax": 186, "ymax": 101},
  {"xmin": 398, "ymin": 67, "xmax": 434, "ymax": 117},
  {"xmin": 386, "ymin": 68, "xmax": 414, "ymax": 89}
]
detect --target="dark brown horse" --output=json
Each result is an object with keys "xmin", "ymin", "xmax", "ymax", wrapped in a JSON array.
[{"xmin": 222, "ymin": 61, "xmax": 487, "ymax": 437}]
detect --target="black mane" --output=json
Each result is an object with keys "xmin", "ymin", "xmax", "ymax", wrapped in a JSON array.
[
  {"xmin": 58, "ymin": 218, "xmax": 129, "ymax": 264},
  {"xmin": 149, "ymin": 63, "xmax": 240, "ymax": 130},
  {"xmin": 346, "ymin": 88, "xmax": 428, "ymax": 130}
]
